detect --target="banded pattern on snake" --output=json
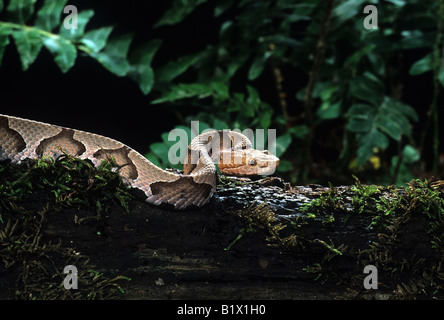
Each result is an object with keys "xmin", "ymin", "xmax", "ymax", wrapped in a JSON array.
[{"xmin": 0, "ymin": 114, "xmax": 279, "ymax": 210}]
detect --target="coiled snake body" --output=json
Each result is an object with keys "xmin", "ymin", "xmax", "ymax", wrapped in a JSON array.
[{"xmin": 0, "ymin": 114, "xmax": 279, "ymax": 210}]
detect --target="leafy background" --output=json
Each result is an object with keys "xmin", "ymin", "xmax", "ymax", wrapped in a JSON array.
[{"xmin": 0, "ymin": 0, "xmax": 443, "ymax": 186}]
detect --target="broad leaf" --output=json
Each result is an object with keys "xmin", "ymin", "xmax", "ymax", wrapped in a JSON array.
[
  {"xmin": 151, "ymin": 82, "xmax": 215, "ymax": 104},
  {"xmin": 90, "ymin": 33, "xmax": 133, "ymax": 76},
  {"xmin": 155, "ymin": 52, "xmax": 203, "ymax": 83},
  {"xmin": 155, "ymin": 0, "xmax": 208, "ymax": 28},
  {"xmin": 385, "ymin": 97, "xmax": 418, "ymax": 122},
  {"xmin": 149, "ymin": 142, "xmax": 170, "ymax": 163},
  {"xmin": 80, "ymin": 26, "xmax": 113, "ymax": 53},
  {"xmin": 356, "ymin": 129, "xmax": 388, "ymax": 165},
  {"xmin": 346, "ymin": 117, "xmax": 374, "ymax": 133},
  {"xmin": 376, "ymin": 113, "xmax": 402, "ymax": 141},
  {"xmin": 257, "ymin": 108, "xmax": 272, "ymax": 129},
  {"xmin": 346, "ymin": 104, "xmax": 375, "ymax": 133},
  {"xmin": 43, "ymin": 36, "xmax": 76, "ymax": 73},
  {"xmin": 246, "ymin": 85, "xmax": 260, "ymax": 106},
  {"xmin": 273, "ymin": 133, "xmax": 292, "ymax": 158},
  {"xmin": 7, "ymin": 0, "xmax": 37, "ymax": 24},
  {"xmin": 248, "ymin": 52, "xmax": 268, "ymax": 81},
  {"xmin": 0, "ymin": 25, "xmax": 12, "ymax": 65},
  {"xmin": 344, "ymin": 44, "xmax": 376, "ymax": 67},
  {"xmin": 317, "ymin": 101, "xmax": 341, "ymax": 120},
  {"xmin": 59, "ymin": 10, "xmax": 94, "ymax": 40},
  {"xmin": 379, "ymin": 97, "xmax": 417, "ymax": 140},
  {"xmin": 12, "ymin": 29, "xmax": 43, "ymax": 70},
  {"xmin": 128, "ymin": 39, "xmax": 162, "ymax": 94},
  {"xmin": 349, "ymin": 73, "xmax": 384, "ymax": 106},
  {"xmin": 35, "ymin": 0, "xmax": 68, "ymax": 31},
  {"xmin": 439, "ymin": 64, "xmax": 444, "ymax": 88},
  {"xmin": 211, "ymin": 81, "xmax": 229, "ymax": 100},
  {"xmin": 332, "ymin": 0, "xmax": 361, "ymax": 26},
  {"xmin": 288, "ymin": 125, "xmax": 309, "ymax": 139},
  {"xmin": 409, "ymin": 53, "xmax": 433, "ymax": 75},
  {"xmin": 403, "ymin": 144, "xmax": 420, "ymax": 163}
]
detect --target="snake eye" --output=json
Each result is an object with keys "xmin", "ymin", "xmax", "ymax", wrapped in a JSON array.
[{"xmin": 248, "ymin": 158, "xmax": 256, "ymax": 166}]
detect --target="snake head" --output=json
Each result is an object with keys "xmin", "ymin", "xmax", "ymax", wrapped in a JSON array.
[{"xmin": 218, "ymin": 149, "xmax": 280, "ymax": 176}]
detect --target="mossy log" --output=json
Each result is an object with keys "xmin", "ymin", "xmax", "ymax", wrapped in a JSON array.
[{"xmin": 1, "ymin": 158, "xmax": 444, "ymax": 300}]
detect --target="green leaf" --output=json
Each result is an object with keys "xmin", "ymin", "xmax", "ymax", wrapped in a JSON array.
[
  {"xmin": 258, "ymin": 108, "xmax": 273, "ymax": 129},
  {"xmin": 155, "ymin": 0, "xmax": 208, "ymax": 28},
  {"xmin": 317, "ymin": 101, "xmax": 341, "ymax": 120},
  {"xmin": 379, "ymin": 97, "xmax": 417, "ymax": 139},
  {"xmin": 409, "ymin": 53, "xmax": 433, "ymax": 75},
  {"xmin": 226, "ymin": 51, "xmax": 249, "ymax": 78},
  {"xmin": 211, "ymin": 81, "xmax": 229, "ymax": 100},
  {"xmin": 12, "ymin": 29, "xmax": 43, "ymax": 70},
  {"xmin": 398, "ymin": 30, "xmax": 433, "ymax": 50},
  {"xmin": 438, "ymin": 64, "xmax": 444, "ymax": 88},
  {"xmin": 90, "ymin": 33, "xmax": 133, "ymax": 76},
  {"xmin": 7, "ymin": 0, "xmax": 37, "ymax": 24},
  {"xmin": 376, "ymin": 113, "xmax": 402, "ymax": 141},
  {"xmin": 332, "ymin": 0, "xmax": 361, "ymax": 25},
  {"xmin": 271, "ymin": 133, "xmax": 292, "ymax": 158},
  {"xmin": 35, "ymin": 0, "xmax": 68, "ymax": 31},
  {"xmin": 403, "ymin": 145, "xmax": 420, "ymax": 163},
  {"xmin": 349, "ymin": 73, "xmax": 384, "ymax": 106},
  {"xmin": 248, "ymin": 53, "xmax": 268, "ymax": 80},
  {"xmin": 356, "ymin": 129, "xmax": 389, "ymax": 165},
  {"xmin": 0, "ymin": 25, "xmax": 12, "ymax": 65},
  {"xmin": 151, "ymin": 82, "xmax": 215, "ymax": 104},
  {"xmin": 346, "ymin": 104, "xmax": 375, "ymax": 133},
  {"xmin": 128, "ymin": 39, "xmax": 162, "ymax": 94},
  {"xmin": 344, "ymin": 44, "xmax": 376, "ymax": 67},
  {"xmin": 288, "ymin": 125, "xmax": 309, "ymax": 139},
  {"xmin": 43, "ymin": 36, "xmax": 76, "ymax": 73},
  {"xmin": 385, "ymin": 0, "xmax": 406, "ymax": 6},
  {"xmin": 385, "ymin": 97, "xmax": 418, "ymax": 122},
  {"xmin": 0, "ymin": 0, "xmax": 4, "ymax": 13},
  {"xmin": 59, "ymin": 9, "xmax": 94, "ymax": 39},
  {"xmin": 156, "ymin": 52, "xmax": 203, "ymax": 83},
  {"xmin": 80, "ymin": 26, "xmax": 113, "ymax": 53},
  {"xmin": 347, "ymin": 118, "xmax": 373, "ymax": 133},
  {"xmin": 246, "ymin": 85, "xmax": 260, "ymax": 106},
  {"xmin": 277, "ymin": 159, "xmax": 291, "ymax": 172},
  {"xmin": 215, "ymin": 0, "xmax": 235, "ymax": 17}
]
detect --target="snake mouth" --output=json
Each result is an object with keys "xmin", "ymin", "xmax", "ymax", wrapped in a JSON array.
[
  {"xmin": 218, "ymin": 158, "xmax": 279, "ymax": 176},
  {"xmin": 256, "ymin": 159, "xmax": 279, "ymax": 176}
]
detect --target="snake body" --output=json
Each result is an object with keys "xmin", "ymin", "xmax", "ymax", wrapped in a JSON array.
[{"xmin": 0, "ymin": 114, "xmax": 279, "ymax": 210}]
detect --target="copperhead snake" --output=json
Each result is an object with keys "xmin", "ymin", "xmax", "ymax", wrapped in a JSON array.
[{"xmin": 0, "ymin": 114, "xmax": 279, "ymax": 210}]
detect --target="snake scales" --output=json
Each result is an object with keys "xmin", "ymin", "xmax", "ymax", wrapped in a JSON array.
[{"xmin": 0, "ymin": 114, "xmax": 279, "ymax": 210}]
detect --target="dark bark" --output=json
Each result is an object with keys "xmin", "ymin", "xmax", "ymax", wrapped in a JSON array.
[{"xmin": 1, "ymin": 170, "xmax": 444, "ymax": 300}]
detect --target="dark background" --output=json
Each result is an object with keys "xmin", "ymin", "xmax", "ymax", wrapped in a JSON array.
[{"xmin": 0, "ymin": 0, "xmax": 212, "ymax": 153}]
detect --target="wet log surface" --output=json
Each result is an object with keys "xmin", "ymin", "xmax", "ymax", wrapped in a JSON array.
[{"xmin": 1, "ymin": 159, "xmax": 444, "ymax": 300}]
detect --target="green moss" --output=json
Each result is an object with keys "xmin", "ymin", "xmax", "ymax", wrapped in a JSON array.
[
  {"xmin": 0, "ymin": 155, "xmax": 133, "ymax": 299},
  {"xmin": 0, "ymin": 155, "xmax": 133, "ymax": 215},
  {"xmin": 227, "ymin": 177, "xmax": 444, "ymax": 298}
]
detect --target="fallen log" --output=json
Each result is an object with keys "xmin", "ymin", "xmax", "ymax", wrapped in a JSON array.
[{"xmin": 1, "ymin": 157, "xmax": 444, "ymax": 300}]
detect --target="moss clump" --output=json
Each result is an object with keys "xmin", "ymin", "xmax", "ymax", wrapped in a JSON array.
[
  {"xmin": 226, "ymin": 178, "xmax": 444, "ymax": 298},
  {"xmin": 0, "ymin": 155, "xmax": 132, "ymax": 299},
  {"xmin": 0, "ymin": 155, "xmax": 133, "ymax": 215}
]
